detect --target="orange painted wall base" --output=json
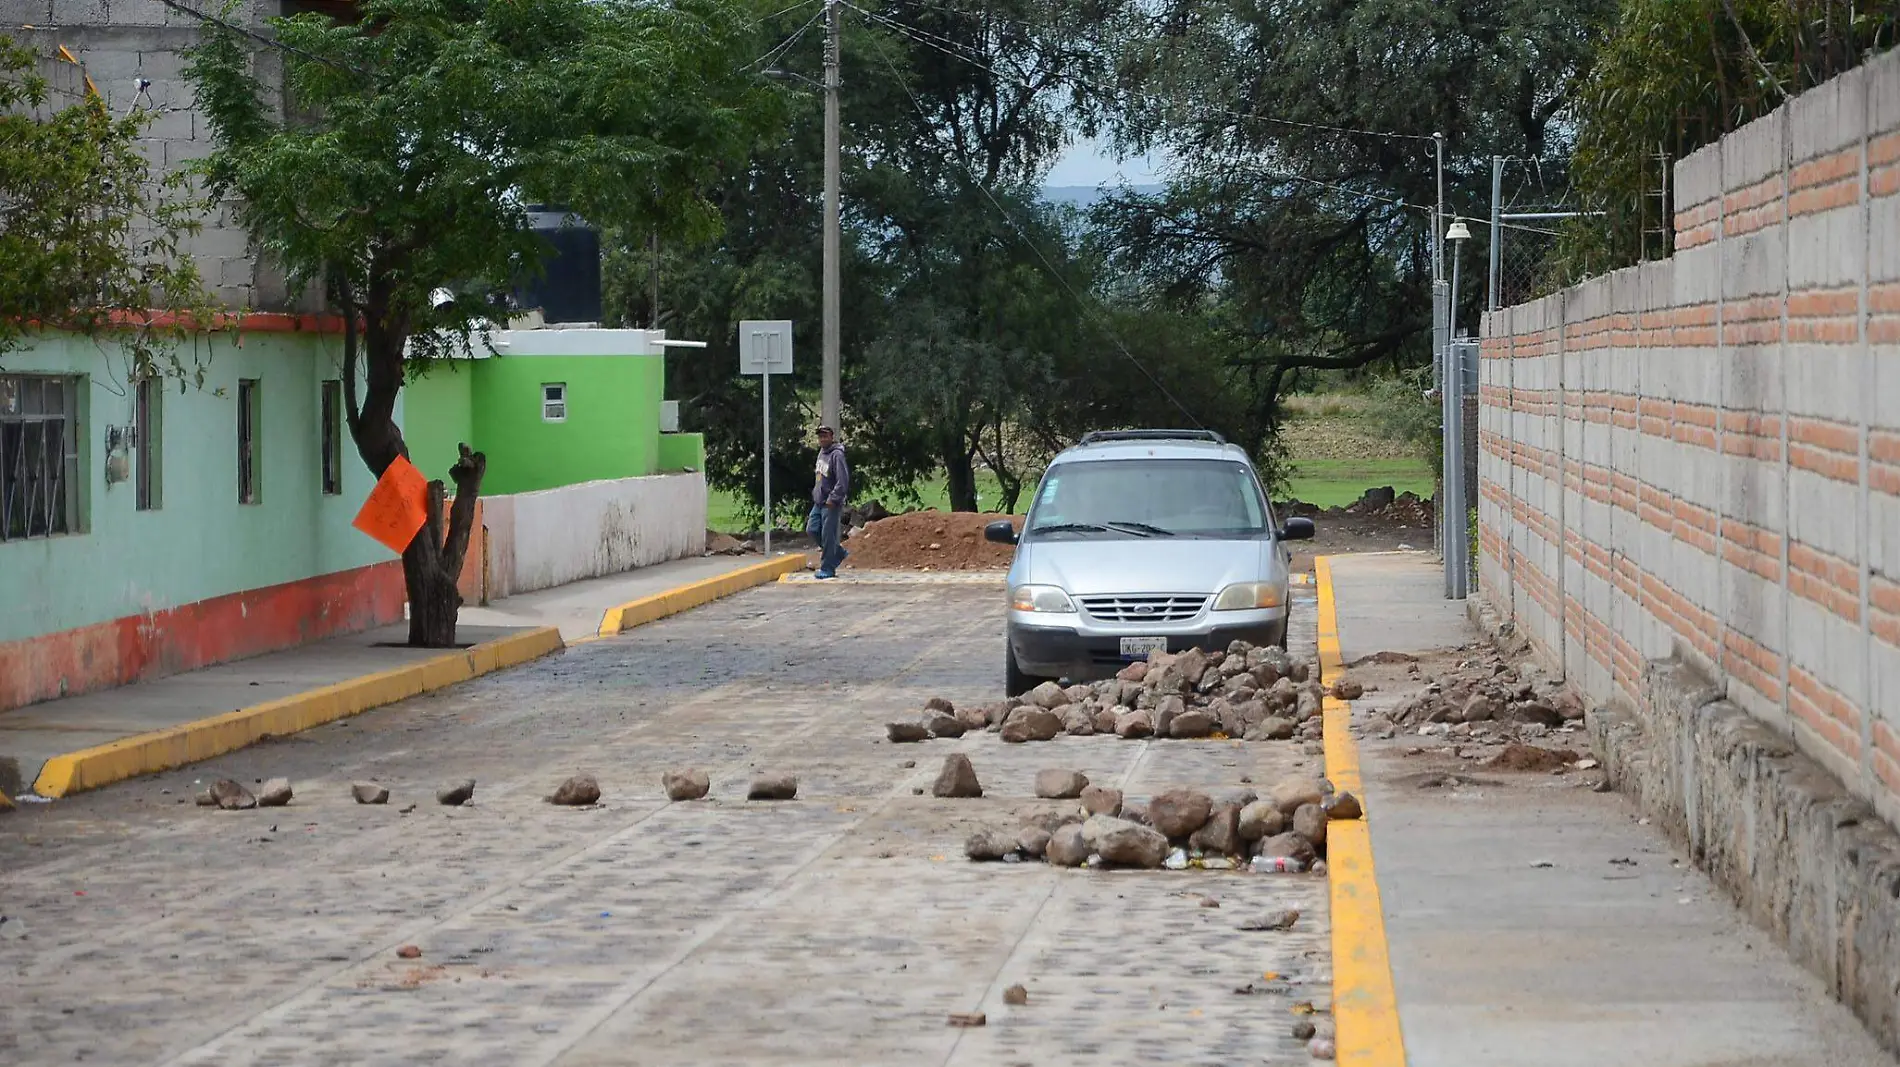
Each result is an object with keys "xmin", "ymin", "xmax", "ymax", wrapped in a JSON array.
[{"xmin": 0, "ymin": 561, "xmax": 407, "ymax": 714}]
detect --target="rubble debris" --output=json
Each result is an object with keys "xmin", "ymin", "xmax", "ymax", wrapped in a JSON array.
[
  {"xmin": 747, "ymin": 772, "xmax": 798, "ymax": 800},
  {"xmin": 1003, "ymin": 984, "xmax": 1029, "ymax": 1006},
  {"xmin": 210, "ymin": 779, "xmax": 256, "ymax": 811},
  {"xmin": 396, "ymin": 945, "xmax": 422, "ymax": 959},
  {"xmin": 550, "ymin": 775, "xmax": 601, "ymax": 806},
  {"xmin": 1323, "ymin": 792, "xmax": 1363, "ymax": 820},
  {"xmin": 663, "ymin": 768, "xmax": 711, "ymax": 801},
  {"xmin": 1485, "ymin": 744, "xmax": 1580, "ymax": 773},
  {"xmin": 887, "ymin": 722, "xmax": 930, "ymax": 743},
  {"xmin": 933, "ymin": 754, "xmax": 983, "ymax": 798},
  {"xmin": 1001, "ymin": 708, "xmax": 1063, "ymax": 743},
  {"xmin": 966, "ymin": 829, "xmax": 1017, "ymax": 861},
  {"xmin": 352, "ymin": 782, "xmax": 390, "ymax": 805},
  {"xmin": 947, "ymin": 1012, "xmax": 987, "ymax": 1028},
  {"xmin": 437, "ymin": 779, "xmax": 476, "ymax": 806},
  {"xmin": 1034, "ymin": 769, "xmax": 1090, "ymax": 799},
  {"xmin": 1080, "ymin": 785, "xmax": 1123, "ymax": 816},
  {"xmin": 1238, "ymin": 909, "xmax": 1301, "ymax": 932},
  {"xmin": 256, "ymin": 778, "xmax": 293, "ymax": 808}
]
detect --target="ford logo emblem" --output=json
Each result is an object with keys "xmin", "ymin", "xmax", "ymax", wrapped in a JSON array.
[{"xmin": 1133, "ymin": 605, "xmax": 1156, "ymax": 615}]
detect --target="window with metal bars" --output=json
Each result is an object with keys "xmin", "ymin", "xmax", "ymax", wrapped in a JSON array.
[
  {"xmin": 135, "ymin": 376, "xmax": 161, "ymax": 511},
  {"xmin": 238, "ymin": 378, "xmax": 261, "ymax": 504},
  {"xmin": 0, "ymin": 375, "xmax": 81, "ymax": 541},
  {"xmin": 320, "ymin": 380, "xmax": 343, "ymax": 495}
]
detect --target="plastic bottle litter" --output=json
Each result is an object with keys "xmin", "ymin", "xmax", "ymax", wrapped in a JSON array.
[
  {"xmin": 1200, "ymin": 857, "xmax": 1237, "ymax": 871},
  {"xmin": 1251, "ymin": 855, "xmax": 1308, "ymax": 874},
  {"xmin": 1163, "ymin": 848, "xmax": 1190, "ymax": 871}
]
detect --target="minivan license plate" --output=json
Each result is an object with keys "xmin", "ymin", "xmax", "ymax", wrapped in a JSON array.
[{"xmin": 1120, "ymin": 637, "xmax": 1168, "ymax": 659}]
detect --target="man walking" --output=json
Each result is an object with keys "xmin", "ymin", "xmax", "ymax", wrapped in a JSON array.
[{"xmin": 807, "ymin": 424, "xmax": 850, "ymax": 579}]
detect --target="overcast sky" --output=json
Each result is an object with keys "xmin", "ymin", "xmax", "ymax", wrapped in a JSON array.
[{"xmin": 1043, "ymin": 133, "xmax": 1169, "ymax": 187}]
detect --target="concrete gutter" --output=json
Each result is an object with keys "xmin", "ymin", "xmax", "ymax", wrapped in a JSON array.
[
  {"xmin": 595, "ymin": 554, "xmax": 804, "ymax": 637},
  {"xmin": 30, "ymin": 627, "xmax": 564, "ymax": 799}
]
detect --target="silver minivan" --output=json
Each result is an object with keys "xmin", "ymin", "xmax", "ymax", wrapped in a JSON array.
[{"xmin": 984, "ymin": 430, "xmax": 1314, "ymax": 695}]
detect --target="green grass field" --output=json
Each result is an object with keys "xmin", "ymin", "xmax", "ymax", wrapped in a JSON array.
[{"xmin": 704, "ymin": 396, "xmax": 1430, "ymax": 531}]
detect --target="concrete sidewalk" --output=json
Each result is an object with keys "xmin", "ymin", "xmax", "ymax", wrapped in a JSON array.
[
  {"xmin": 1324, "ymin": 552, "xmax": 1895, "ymax": 1066},
  {"xmin": 0, "ymin": 554, "xmax": 791, "ymax": 798}
]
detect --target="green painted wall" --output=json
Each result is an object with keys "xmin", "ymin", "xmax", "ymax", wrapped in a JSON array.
[
  {"xmin": 0, "ymin": 330, "xmax": 390, "ymax": 644},
  {"xmin": 470, "ymin": 353, "xmax": 664, "ymax": 495},
  {"xmin": 403, "ymin": 361, "xmax": 475, "ymax": 485},
  {"xmin": 656, "ymin": 432, "xmax": 705, "ymax": 472}
]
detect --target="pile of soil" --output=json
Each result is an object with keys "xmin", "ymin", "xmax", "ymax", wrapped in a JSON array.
[{"xmin": 845, "ymin": 511, "xmax": 1024, "ymax": 571}]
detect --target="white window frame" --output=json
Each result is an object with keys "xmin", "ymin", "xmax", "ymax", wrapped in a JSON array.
[{"xmin": 542, "ymin": 382, "xmax": 567, "ymax": 423}]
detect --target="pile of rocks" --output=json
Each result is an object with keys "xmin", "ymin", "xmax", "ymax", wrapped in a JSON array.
[
  {"xmin": 966, "ymin": 772, "xmax": 1361, "ymax": 871},
  {"xmin": 1356, "ymin": 647, "xmax": 1589, "ymax": 759},
  {"xmin": 886, "ymin": 643, "xmax": 1326, "ymax": 747}
]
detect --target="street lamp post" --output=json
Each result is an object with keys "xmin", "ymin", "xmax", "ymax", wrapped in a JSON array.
[{"xmin": 1443, "ymin": 218, "xmax": 1473, "ymax": 599}]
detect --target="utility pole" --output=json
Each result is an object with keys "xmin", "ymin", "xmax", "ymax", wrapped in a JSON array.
[{"xmin": 821, "ymin": 0, "xmax": 842, "ymax": 431}]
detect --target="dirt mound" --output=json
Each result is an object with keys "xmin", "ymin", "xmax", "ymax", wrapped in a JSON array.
[
  {"xmin": 1483, "ymin": 743, "xmax": 1580, "ymax": 773},
  {"xmin": 846, "ymin": 511, "xmax": 1024, "ymax": 571}
]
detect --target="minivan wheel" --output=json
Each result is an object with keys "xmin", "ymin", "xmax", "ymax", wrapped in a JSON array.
[
  {"xmin": 1006, "ymin": 645, "xmax": 1037, "ymax": 697},
  {"xmin": 1271, "ymin": 620, "xmax": 1290, "ymax": 650}
]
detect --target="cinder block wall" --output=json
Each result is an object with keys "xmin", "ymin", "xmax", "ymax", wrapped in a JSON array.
[
  {"xmin": 5, "ymin": 1, "xmax": 308, "ymax": 311},
  {"xmin": 1479, "ymin": 49, "xmax": 1900, "ymax": 826}
]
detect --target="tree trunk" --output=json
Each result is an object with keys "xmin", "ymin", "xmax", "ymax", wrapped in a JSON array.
[
  {"xmin": 941, "ymin": 436, "xmax": 979, "ymax": 512},
  {"xmin": 342, "ymin": 292, "xmax": 486, "ymax": 648}
]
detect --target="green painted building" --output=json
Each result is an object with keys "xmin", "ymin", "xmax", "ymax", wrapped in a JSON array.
[{"xmin": 405, "ymin": 328, "xmax": 705, "ymax": 496}]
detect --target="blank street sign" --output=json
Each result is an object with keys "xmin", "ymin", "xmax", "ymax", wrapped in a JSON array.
[{"xmin": 738, "ymin": 320, "xmax": 793, "ymax": 376}]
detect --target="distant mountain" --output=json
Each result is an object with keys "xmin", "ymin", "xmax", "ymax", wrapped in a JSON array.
[{"xmin": 1041, "ymin": 184, "xmax": 1165, "ymax": 210}]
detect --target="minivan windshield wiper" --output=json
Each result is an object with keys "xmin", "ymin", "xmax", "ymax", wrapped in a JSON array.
[
  {"xmin": 1027, "ymin": 522, "xmax": 1112, "ymax": 535},
  {"xmin": 1104, "ymin": 521, "xmax": 1175, "ymax": 537}
]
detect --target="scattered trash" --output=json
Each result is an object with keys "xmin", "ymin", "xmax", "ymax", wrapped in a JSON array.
[
  {"xmin": 1292, "ymin": 1020, "xmax": 1317, "ymax": 1040},
  {"xmin": 947, "ymin": 1012, "xmax": 987, "ymax": 1028},
  {"xmin": 1309, "ymin": 1036, "xmax": 1337, "ymax": 1059},
  {"xmin": 13, "ymin": 794, "xmax": 51, "ymax": 804},
  {"xmin": 1163, "ymin": 848, "xmax": 1190, "ymax": 870},
  {"xmin": 1251, "ymin": 855, "xmax": 1308, "ymax": 873},
  {"xmin": 396, "ymin": 945, "xmax": 422, "ymax": 959},
  {"xmin": 1575, "ymin": 758, "xmax": 1600, "ymax": 770},
  {"xmin": 1531, "ymin": 860, "xmax": 1555, "ymax": 869}
]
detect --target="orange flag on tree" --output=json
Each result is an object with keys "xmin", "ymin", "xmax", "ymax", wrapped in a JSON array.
[{"xmin": 352, "ymin": 454, "xmax": 429, "ymax": 554}]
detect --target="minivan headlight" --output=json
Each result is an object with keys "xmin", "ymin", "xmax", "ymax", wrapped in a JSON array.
[
  {"xmin": 1010, "ymin": 584, "xmax": 1077, "ymax": 613},
  {"xmin": 1213, "ymin": 582, "xmax": 1285, "ymax": 611}
]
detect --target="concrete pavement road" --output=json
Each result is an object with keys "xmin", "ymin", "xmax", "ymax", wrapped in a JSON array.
[{"xmin": 0, "ymin": 582, "xmax": 1332, "ymax": 1067}]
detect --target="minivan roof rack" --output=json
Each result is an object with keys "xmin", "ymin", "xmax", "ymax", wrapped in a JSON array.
[{"xmin": 1076, "ymin": 429, "xmax": 1229, "ymax": 446}]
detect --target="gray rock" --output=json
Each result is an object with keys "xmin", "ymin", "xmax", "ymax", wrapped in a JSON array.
[
  {"xmin": 1028, "ymin": 681, "xmax": 1071, "ymax": 710},
  {"xmin": 550, "ymin": 775, "xmax": 601, "ymax": 806},
  {"xmin": 1255, "ymin": 716, "xmax": 1297, "ymax": 741},
  {"xmin": 437, "ymin": 779, "xmax": 476, "ymax": 806},
  {"xmin": 1461, "ymin": 694, "xmax": 1498, "ymax": 722},
  {"xmin": 1119, "ymin": 800, "xmax": 1151, "ymax": 826},
  {"xmin": 956, "ymin": 706, "xmax": 992, "ymax": 732},
  {"xmin": 1114, "ymin": 708, "xmax": 1154, "ymax": 739},
  {"xmin": 924, "ymin": 696, "xmax": 956, "ymax": 714},
  {"xmin": 351, "ymin": 782, "xmax": 390, "ymax": 805},
  {"xmin": 663, "ymin": 768, "xmax": 711, "ymax": 801},
  {"xmin": 1188, "ymin": 803, "xmax": 1244, "ymax": 855},
  {"xmin": 1255, "ymin": 831, "xmax": 1317, "ymax": 866},
  {"xmin": 1085, "ymin": 815, "xmax": 1170, "ymax": 868},
  {"xmin": 1330, "ymin": 679, "xmax": 1365, "ymax": 700},
  {"xmin": 1292, "ymin": 803, "xmax": 1328, "ymax": 849},
  {"xmin": 1175, "ymin": 647, "xmax": 1211, "ymax": 687},
  {"xmin": 1153, "ymin": 694, "xmax": 1185, "ymax": 737},
  {"xmin": 1168, "ymin": 709, "xmax": 1216, "ymax": 738},
  {"xmin": 1269, "ymin": 776, "xmax": 1326, "ymax": 815},
  {"xmin": 1080, "ymin": 784, "xmax": 1123, "ymax": 816},
  {"xmin": 1238, "ymin": 799, "xmax": 1287, "ymax": 842},
  {"xmin": 1295, "ymin": 689, "xmax": 1323, "ymax": 721},
  {"xmin": 1147, "ymin": 788, "xmax": 1213, "ymax": 838},
  {"xmin": 1325, "ymin": 791, "xmax": 1364, "ymax": 820},
  {"xmin": 926, "ymin": 714, "xmax": 967, "ymax": 739},
  {"xmin": 932, "ymin": 754, "xmax": 983, "ymax": 798},
  {"xmin": 256, "ymin": 778, "xmax": 293, "ymax": 808},
  {"xmin": 965, "ymin": 829, "xmax": 1017, "ymax": 861},
  {"xmin": 1093, "ymin": 707, "xmax": 1121, "ymax": 733},
  {"xmin": 1511, "ymin": 701, "xmax": 1565, "ymax": 727},
  {"xmin": 1045, "ymin": 824, "xmax": 1090, "ymax": 866},
  {"xmin": 210, "ymin": 779, "xmax": 256, "ymax": 811},
  {"xmin": 748, "ymin": 772, "xmax": 798, "ymax": 800},
  {"xmin": 887, "ymin": 722, "xmax": 930, "ymax": 743},
  {"xmin": 1212, "ymin": 787, "xmax": 1258, "ymax": 809},
  {"xmin": 1288, "ymin": 660, "xmax": 1310, "ymax": 683},
  {"xmin": 1060, "ymin": 705, "xmax": 1097, "ymax": 736},
  {"xmin": 1017, "ymin": 826, "xmax": 1053, "ymax": 859},
  {"xmin": 1034, "ymin": 769, "xmax": 1090, "ymax": 799},
  {"xmin": 1063, "ymin": 683, "xmax": 1094, "ymax": 706},
  {"xmin": 1001, "ymin": 707, "xmax": 1063, "ymax": 743}
]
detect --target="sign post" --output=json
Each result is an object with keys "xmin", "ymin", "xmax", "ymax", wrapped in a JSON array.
[{"xmin": 738, "ymin": 321, "xmax": 794, "ymax": 554}]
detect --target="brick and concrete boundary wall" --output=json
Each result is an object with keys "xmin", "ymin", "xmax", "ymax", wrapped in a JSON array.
[
  {"xmin": 1478, "ymin": 51, "xmax": 1900, "ymax": 828},
  {"xmin": 5, "ymin": 1, "xmax": 308, "ymax": 311}
]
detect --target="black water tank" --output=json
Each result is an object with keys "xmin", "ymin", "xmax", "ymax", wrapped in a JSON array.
[{"xmin": 513, "ymin": 205, "xmax": 601, "ymax": 324}]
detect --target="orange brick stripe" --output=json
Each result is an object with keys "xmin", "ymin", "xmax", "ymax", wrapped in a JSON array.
[
  {"xmin": 1725, "ymin": 173, "xmax": 1787, "ymax": 237},
  {"xmin": 1876, "ymin": 720, "xmax": 1900, "ymax": 798},
  {"xmin": 1722, "ymin": 628, "xmax": 1785, "ymax": 703},
  {"xmin": 1720, "ymin": 518, "xmax": 1783, "ymax": 582},
  {"xmin": 1871, "ymin": 132, "xmax": 1900, "ymax": 198},
  {"xmin": 1872, "ymin": 575, "xmax": 1900, "ymax": 649},
  {"xmin": 1790, "ymin": 665, "xmax": 1864, "ymax": 763},
  {"xmin": 1789, "ymin": 149, "xmax": 1861, "ymax": 218},
  {"xmin": 1787, "ymin": 287, "xmax": 1861, "ymax": 345}
]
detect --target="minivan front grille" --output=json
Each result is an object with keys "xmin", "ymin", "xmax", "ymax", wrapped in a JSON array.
[{"xmin": 1077, "ymin": 594, "xmax": 1208, "ymax": 623}]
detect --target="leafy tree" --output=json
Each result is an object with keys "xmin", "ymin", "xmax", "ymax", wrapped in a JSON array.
[
  {"xmin": 1563, "ymin": 0, "xmax": 1900, "ymax": 276},
  {"xmin": 1092, "ymin": 0, "xmax": 1615, "ymax": 431},
  {"xmin": 0, "ymin": 35, "xmax": 213, "ymax": 382},
  {"xmin": 185, "ymin": 0, "xmax": 776, "ymax": 645}
]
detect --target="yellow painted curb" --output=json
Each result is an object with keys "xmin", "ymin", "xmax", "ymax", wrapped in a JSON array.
[
  {"xmin": 1316, "ymin": 555, "xmax": 1407, "ymax": 1067},
  {"xmin": 31, "ymin": 626, "xmax": 565, "ymax": 799},
  {"xmin": 598, "ymin": 554, "xmax": 806, "ymax": 636}
]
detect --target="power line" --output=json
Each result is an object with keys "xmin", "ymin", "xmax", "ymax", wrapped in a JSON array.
[
  {"xmin": 152, "ymin": 0, "xmax": 363, "ymax": 74},
  {"xmin": 857, "ymin": 22, "xmax": 1207, "ymax": 430},
  {"xmin": 743, "ymin": 2, "xmax": 827, "ymax": 72}
]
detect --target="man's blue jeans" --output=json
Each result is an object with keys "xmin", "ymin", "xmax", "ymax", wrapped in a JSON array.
[{"xmin": 806, "ymin": 504, "xmax": 845, "ymax": 573}]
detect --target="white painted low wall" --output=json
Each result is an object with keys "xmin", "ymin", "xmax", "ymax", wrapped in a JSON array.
[{"xmin": 483, "ymin": 473, "xmax": 707, "ymax": 598}]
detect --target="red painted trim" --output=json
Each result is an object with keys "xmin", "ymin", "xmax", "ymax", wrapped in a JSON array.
[
  {"xmin": 0, "ymin": 561, "xmax": 405, "ymax": 714},
  {"xmin": 13, "ymin": 311, "xmax": 348, "ymax": 336}
]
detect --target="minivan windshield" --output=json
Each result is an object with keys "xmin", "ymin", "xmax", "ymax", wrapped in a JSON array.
[{"xmin": 1025, "ymin": 458, "xmax": 1270, "ymax": 538}]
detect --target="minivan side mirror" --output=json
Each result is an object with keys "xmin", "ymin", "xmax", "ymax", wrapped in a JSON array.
[
  {"xmin": 983, "ymin": 520, "xmax": 1020, "ymax": 545},
  {"xmin": 1279, "ymin": 517, "xmax": 1315, "ymax": 541}
]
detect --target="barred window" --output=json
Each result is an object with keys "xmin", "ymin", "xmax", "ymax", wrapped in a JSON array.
[{"xmin": 0, "ymin": 375, "xmax": 81, "ymax": 541}]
